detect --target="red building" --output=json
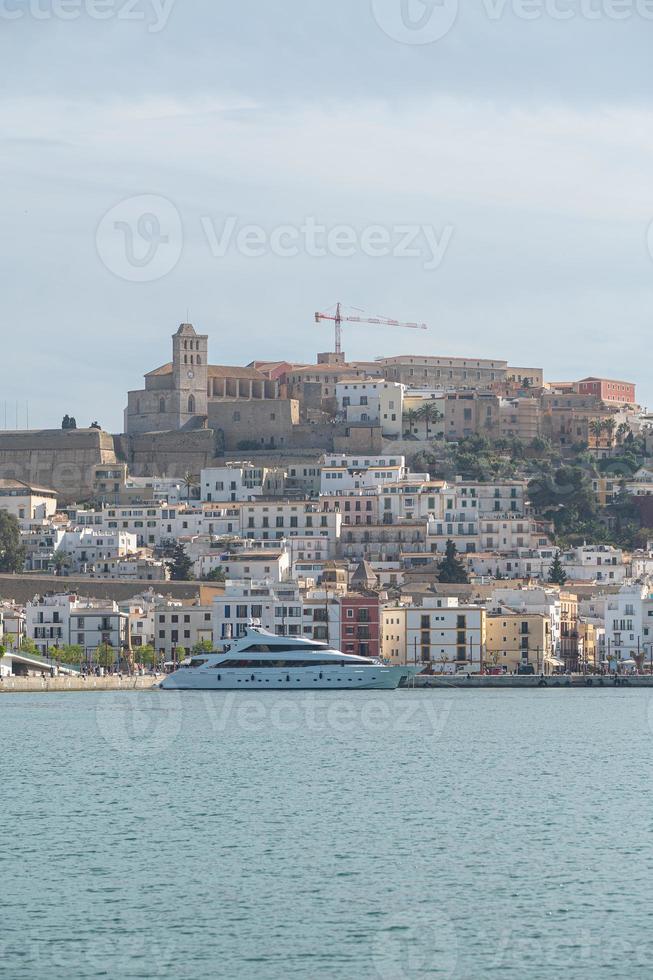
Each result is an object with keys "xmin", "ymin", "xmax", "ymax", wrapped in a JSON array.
[
  {"xmin": 575, "ymin": 377, "xmax": 636, "ymax": 405},
  {"xmin": 339, "ymin": 593, "xmax": 380, "ymax": 659}
]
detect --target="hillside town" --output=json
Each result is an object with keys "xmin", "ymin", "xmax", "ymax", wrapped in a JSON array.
[{"xmin": 2, "ymin": 320, "xmax": 653, "ymax": 678}]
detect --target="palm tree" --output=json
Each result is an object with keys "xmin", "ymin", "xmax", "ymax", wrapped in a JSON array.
[
  {"xmin": 183, "ymin": 472, "xmax": 198, "ymax": 502},
  {"xmin": 404, "ymin": 408, "xmax": 418, "ymax": 439},
  {"xmin": 616, "ymin": 422, "xmax": 631, "ymax": 445},
  {"xmin": 417, "ymin": 402, "xmax": 444, "ymax": 440},
  {"xmin": 589, "ymin": 419, "xmax": 604, "ymax": 448},
  {"xmin": 603, "ymin": 417, "xmax": 617, "ymax": 447}
]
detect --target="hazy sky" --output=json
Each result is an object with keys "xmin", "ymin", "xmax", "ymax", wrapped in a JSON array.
[{"xmin": 2, "ymin": 0, "xmax": 653, "ymax": 431}]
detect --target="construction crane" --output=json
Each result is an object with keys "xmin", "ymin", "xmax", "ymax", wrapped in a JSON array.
[{"xmin": 315, "ymin": 302, "xmax": 428, "ymax": 356}]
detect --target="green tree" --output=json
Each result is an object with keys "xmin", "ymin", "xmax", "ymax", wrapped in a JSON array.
[
  {"xmin": 95, "ymin": 643, "xmax": 116, "ymax": 668},
  {"xmin": 437, "ymin": 540, "xmax": 470, "ymax": 584},
  {"xmin": 0, "ymin": 512, "xmax": 25, "ymax": 573},
  {"xmin": 20, "ymin": 637, "xmax": 38, "ymax": 655},
  {"xmin": 167, "ymin": 544, "xmax": 194, "ymax": 581},
  {"xmin": 55, "ymin": 644, "xmax": 84, "ymax": 665},
  {"xmin": 192, "ymin": 640, "xmax": 214, "ymax": 656},
  {"xmin": 616, "ymin": 422, "xmax": 631, "ymax": 445},
  {"xmin": 204, "ymin": 566, "xmax": 226, "ymax": 583},
  {"xmin": 136, "ymin": 644, "xmax": 156, "ymax": 667},
  {"xmin": 548, "ymin": 551, "xmax": 568, "ymax": 586},
  {"xmin": 52, "ymin": 550, "xmax": 72, "ymax": 576}
]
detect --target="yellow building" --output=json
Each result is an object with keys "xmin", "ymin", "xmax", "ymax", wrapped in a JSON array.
[
  {"xmin": 560, "ymin": 591, "xmax": 579, "ymax": 670},
  {"xmin": 381, "ymin": 606, "xmax": 407, "ymax": 663},
  {"xmin": 486, "ymin": 612, "xmax": 552, "ymax": 673}
]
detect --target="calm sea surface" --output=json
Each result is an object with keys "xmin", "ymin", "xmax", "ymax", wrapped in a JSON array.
[{"xmin": 3, "ymin": 688, "xmax": 653, "ymax": 979}]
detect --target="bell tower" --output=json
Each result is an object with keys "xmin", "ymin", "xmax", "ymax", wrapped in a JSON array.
[{"xmin": 171, "ymin": 323, "xmax": 208, "ymax": 425}]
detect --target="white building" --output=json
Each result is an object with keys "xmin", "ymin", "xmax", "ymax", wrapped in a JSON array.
[
  {"xmin": 320, "ymin": 455, "xmax": 413, "ymax": 494},
  {"xmin": 153, "ymin": 599, "xmax": 213, "ymax": 658},
  {"xmin": 213, "ymin": 580, "xmax": 304, "ymax": 642},
  {"xmin": 239, "ymin": 500, "xmax": 341, "ymax": 549},
  {"xmin": 193, "ymin": 548, "xmax": 290, "ymax": 583},
  {"xmin": 0, "ymin": 479, "xmax": 57, "ymax": 527},
  {"xmin": 58, "ymin": 528, "xmax": 138, "ymax": 573},
  {"xmin": 561, "ymin": 545, "xmax": 627, "ymax": 584},
  {"xmin": 0, "ymin": 601, "xmax": 25, "ymax": 649},
  {"xmin": 335, "ymin": 380, "xmax": 405, "ymax": 437},
  {"xmin": 382, "ymin": 596, "xmax": 485, "ymax": 672},
  {"xmin": 488, "ymin": 586, "xmax": 562, "ymax": 657},
  {"xmin": 604, "ymin": 582, "xmax": 653, "ymax": 666},
  {"xmin": 201, "ymin": 463, "xmax": 286, "ymax": 503},
  {"xmin": 26, "ymin": 594, "xmax": 130, "ymax": 659}
]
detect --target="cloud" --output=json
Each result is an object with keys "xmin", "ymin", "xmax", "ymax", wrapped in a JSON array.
[{"xmin": 2, "ymin": 90, "xmax": 653, "ymax": 427}]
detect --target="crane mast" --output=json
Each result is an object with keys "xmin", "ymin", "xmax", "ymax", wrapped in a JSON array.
[{"xmin": 315, "ymin": 302, "xmax": 427, "ymax": 356}]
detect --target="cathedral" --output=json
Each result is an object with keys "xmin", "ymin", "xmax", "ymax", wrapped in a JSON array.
[{"xmin": 125, "ymin": 324, "xmax": 279, "ymax": 435}]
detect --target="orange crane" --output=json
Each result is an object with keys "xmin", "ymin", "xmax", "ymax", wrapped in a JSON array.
[{"xmin": 315, "ymin": 302, "xmax": 428, "ymax": 356}]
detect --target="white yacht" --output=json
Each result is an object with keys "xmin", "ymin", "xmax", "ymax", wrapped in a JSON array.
[{"xmin": 158, "ymin": 626, "xmax": 417, "ymax": 691}]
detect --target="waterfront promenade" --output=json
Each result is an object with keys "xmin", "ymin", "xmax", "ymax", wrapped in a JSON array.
[{"xmin": 0, "ymin": 674, "xmax": 165, "ymax": 694}]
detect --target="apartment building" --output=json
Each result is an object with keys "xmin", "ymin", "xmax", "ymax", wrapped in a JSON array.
[
  {"xmin": 22, "ymin": 524, "xmax": 67, "ymax": 572},
  {"xmin": 320, "ymin": 455, "xmax": 413, "ymax": 493},
  {"xmin": 604, "ymin": 583, "xmax": 653, "ymax": 666},
  {"xmin": 560, "ymin": 545, "xmax": 627, "ymax": 584},
  {"xmin": 339, "ymin": 592, "xmax": 380, "ymax": 658},
  {"xmin": 339, "ymin": 521, "xmax": 428, "ymax": 562},
  {"xmin": 57, "ymin": 528, "xmax": 138, "ymax": 572},
  {"xmin": 87, "ymin": 554, "xmax": 168, "ymax": 581},
  {"xmin": 450, "ymin": 480, "xmax": 527, "ymax": 517},
  {"xmin": 0, "ymin": 479, "xmax": 57, "ymax": 527},
  {"xmin": 239, "ymin": 500, "xmax": 341, "ymax": 547},
  {"xmin": 154, "ymin": 600, "xmax": 213, "ymax": 658},
  {"xmin": 489, "ymin": 586, "xmax": 562, "ymax": 657},
  {"xmin": 444, "ymin": 391, "xmax": 501, "ymax": 441},
  {"xmin": 335, "ymin": 380, "xmax": 405, "ymax": 437},
  {"xmin": 576, "ymin": 377, "xmax": 636, "ymax": 406},
  {"xmin": 26, "ymin": 594, "xmax": 130, "ymax": 659},
  {"xmin": 201, "ymin": 464, "xmax": 286, "ymax": 503},
  {"xmin": 479, "ymin": 516, "xmax": 551, "ymax": 552},
  {"xmin": 0, "ymin": 601, "xmax": 25, "ymax": 649},
  {"xmin": 402, "ymin": 596, "xmax": 486, "ymax": 672},
  {"xmin": 498, "ymin": 397, "xmax": 541, "ymax": 443},
  {"xmin": 321, "ymin": 491, "xmax": 380, "ymax": 525},
  {"xmin": 486, "ymin": 612, "xmax": 552, "ymax": 673},
  {"xmin": 376, "ymin": 355, "xmax": 508, "ymax": 389},
  {"xmin": 193, "ymin": 548, "xmax": 291, "ymax": 583}
]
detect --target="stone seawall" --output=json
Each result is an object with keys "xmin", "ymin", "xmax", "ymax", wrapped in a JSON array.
[
  {"xmin": 0, "ymin": 674, "xmax": 164, "ymax": 693},
  {"xmin": 409, "ymin": 674, "xmax": 653, "ymax": 689}
]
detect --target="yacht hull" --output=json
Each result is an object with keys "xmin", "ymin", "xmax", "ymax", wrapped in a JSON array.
[{"xmin": 158, "ymin": 665, "xmax": 415, "ymax": 691}]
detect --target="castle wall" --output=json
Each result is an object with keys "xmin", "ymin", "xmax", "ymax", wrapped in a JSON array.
[
  {"xmin": 207, "ymin": 400, "xmax": 300, "ymax": 451},
  {"xmin": 0, "ymin": 429, "xmax": 117, "ymax": 501}
]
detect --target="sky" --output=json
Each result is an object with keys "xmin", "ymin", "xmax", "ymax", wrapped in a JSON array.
[{"xmin": 2, "ymin": 0, "xmax": 653, "ymax": 431}]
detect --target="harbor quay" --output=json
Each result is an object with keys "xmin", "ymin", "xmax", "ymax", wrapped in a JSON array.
[
  {"xmin": 0, "ymin": 674, "xmax": 165, "ymax": 694},
  {"xmin": 409, "ymin": 673, "xmax": 653, "ymax": 689}
]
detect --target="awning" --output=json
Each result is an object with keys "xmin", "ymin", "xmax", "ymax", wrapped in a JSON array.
[{"xmin": 547, "ymin": 657, "xmax": 565, "ymax": 667}]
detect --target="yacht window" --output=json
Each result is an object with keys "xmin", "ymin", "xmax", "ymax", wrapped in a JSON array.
[
  {"xmin": 189, "ymin": 658, "xmax": 208, "ymax": 667},
  {"xmin": 215, "ymin": 659, "xmax": 362, "ymax": 669}
]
